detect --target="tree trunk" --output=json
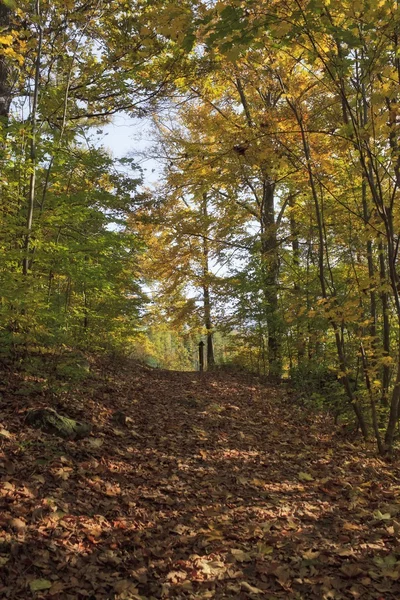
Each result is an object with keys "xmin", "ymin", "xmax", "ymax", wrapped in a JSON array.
[
  {"xmin": 260, "ymin": 176, "xmax": 282, "ymax": 381},
  {"xmin": 379, "ymin": 243, "xmax": 391, "ymax": 407},
  {"xmin": 203, "ymin": 283, "xmax": 214, "ymax": 368},
  {"xmin": 201, "ymin": 194, "xmax": 214, "ymax": 369},
  {"xmin": 23, "ymin": 0, "xmax": 42, "ymax": 276},
  {"xmin": 0, "ymin": 3, "xmax": 12, "ymax": 124},
  {"xmin": 289, "ymin": 193, "xmax": 305, "ymax": 364},
  {"xmin": 235, "ymin": 76, "xmax": 282, "ymax": 380}
]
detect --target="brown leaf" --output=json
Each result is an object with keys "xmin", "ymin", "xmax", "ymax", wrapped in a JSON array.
[
  {"xmin": 241, "ymin": 581, "xmax": 264, "ymax": 594},
  {"xmin": 231, "ymin": 548, "xmax": 252, "ymax": 562},
  {"xmin": 49, "ymin": 581, "xmax": 65, "ymax": 595},
  {"xmin": 9, "ymin": 518, "xmax": 26, "ymax": 532},
  {"xmin": 171, "ymin": 524, "xmax": 189, "ymax": 535},
  {"xmin": 342, "ymin": 522, "xmax": 362, "ymax": 531},
  {"xmin": 340, "ymin": 564, "xmax": 363, "ymax": 578},
  {"xmin": 113, "ymin": 579, "xmax": 138, "ymax": 594},
  {"xmin": 0, "ymin": 427, "xmax": 12, "ymax": 439},
  {"xmin": 272, "ymin": 565, "xmax": 292, "ymax": 585},
  {"xmin": 166, "ymin": 570, "xmax": 187, "ymax": 583}
]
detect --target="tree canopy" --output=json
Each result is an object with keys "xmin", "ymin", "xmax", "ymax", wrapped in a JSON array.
[{"xmin": 2, "ymin": 0, "xmax": 400, "ymax": 453}]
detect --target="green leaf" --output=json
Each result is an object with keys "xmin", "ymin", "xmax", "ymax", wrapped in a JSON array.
[
  {"xmin": 1, "ymin": 0, "xmax": 17, "ymax": 8},
  {"xmin": 226, "ymin": 46, "xmax": 242, "ymax": 62},
  {"xmin": 298, "ymin": 472, "xmax": 314, "ymax": 482},
  {"xmin": 220, "ymin": 5, "xmax": 243, "ymax": 25},
  {"xmin": 29, "ymin": 579, "xmax": 52, "ymax": 592},
  {"xmin": 182, "ymin": 32, "xmax": 196, "ymax": 52},
  {"xmin": 373, "ymin": 509, "xmax": 391, "ymax": 521}
]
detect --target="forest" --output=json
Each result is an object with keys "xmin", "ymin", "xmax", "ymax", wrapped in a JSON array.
[
  {"xmin": 2, "ymin": 0, "xmax": 400, "ymax": 452},
  {"xmin": 2, "ymin": 1, "xmax": 400, "ymax": 598}
]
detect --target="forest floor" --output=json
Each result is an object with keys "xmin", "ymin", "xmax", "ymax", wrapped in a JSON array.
[{"xmin": 1, "ymin": 356, "xmax": 400, "ymax": 600}]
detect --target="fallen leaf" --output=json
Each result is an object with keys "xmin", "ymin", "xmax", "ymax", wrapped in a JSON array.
[
  {"xmin": 298, "ymin": 472, "xmax": 314, "ymax": 482},
  {"xmin": 272, "ymin": 565, "xmax": 292, "ymax": 585},
  {"xmin": 231, "ymin": 548, "xmax": 252, "ymax": 562},
  {"xmin": 166, "ymin": 570, "xmax": 187, "ymax": 583},
  {"xmin": 302, "ymin": 549, "xmax": 320, "ymax": 560},
  {"xmin": 250, "ymin": 478, "xmax": 266, "ymax": 487},
  {"xmin": 171, "ymin": 524, "xmax": 189, "ymax": 535},
  {"xmin": 54, "ymin": 467, "xmax": 72, "ymax": 480},
  {"xmin": 256, "ymin": 542, "xmax": 274, "ymax": 556},
  {"xmin": 4, "ymin": 460, "xmax": 15, "ymax": 474},
  {"xmin": 88, "ymin": 437, "xmax": 103, "ymax": 448},
  {"xmin": 9, "ymin": 517, "xmax": 26, "ymax": 532},
  {"xmin": 49, "ymin": 581, "xmax": 65, "ymax": 595},
  {"xmin": 241, "ymin": 581, "xmax": 264, "ymax": 594},
  {"xmin": 340, "ymin": 564, "xmax": 363, "ymax": 578},
  {"xmin": 114, "ymin": 579, "xmax": 138, "ymax": 594},
  {"xmin": 373, "ymin": 509, "xmax": 391, "ymax": 521},
  {"xmin": 29, "ymin": 579, "xmax": 52, "ymax": 592},
  {"xmin": 373, "ymin": 554, "xmax": 398, "ymax": 568},
  {"xmin": 0, "ymin": 427, "xmax": 12, "ymax": 439},
  {"xmin": 197, "ymin": 559, "xmax": 226, "ymax": 577},
  {"xmin": 32, "ymin": 474, "xmax": 46, "ymax": 484},
  {"xmin": 342, "ymin": 522, "xmax": 362, "ymax": 531}
]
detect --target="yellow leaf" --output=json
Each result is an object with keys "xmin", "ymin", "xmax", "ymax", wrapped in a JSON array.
[
  {"xmin": 0, "ymin": 35, "xmax": 13, "ymax": 45},
  {"xmin": 256, "ymin": 542, "xmax": 274, "ymax": 556},
  {"xmin": 298, "ymin": 472, "xmax": 314, "ymax": 482}
]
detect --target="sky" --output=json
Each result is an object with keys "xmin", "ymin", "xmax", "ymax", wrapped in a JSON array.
[{"xmin": 94, "ymin": 113, "xmax": 162, "ymax": 186}]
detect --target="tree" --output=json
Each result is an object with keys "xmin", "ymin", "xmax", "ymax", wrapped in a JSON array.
[
  {"xmin": 180, "ymin": 0, "xmax": 400, "ymax": 452},
  {"xmin": 0, "ymin": 1, "xmax": 12, "ymax": 122},
  {"xmin": 0, "ymin": 0, "xmax": 168, "ymax": 354}
]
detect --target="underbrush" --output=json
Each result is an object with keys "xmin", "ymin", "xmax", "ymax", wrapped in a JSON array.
[
  {"xmin": 0, "ymin": 346, "xmax": 95, "ymax": 400},
  {"xmin": 289, "ymin": 361, "xmax": 352, "ymax": 424}
]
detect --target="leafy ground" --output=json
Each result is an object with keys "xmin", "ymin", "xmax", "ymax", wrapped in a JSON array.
[{"xmin": 1, "ymin": 357, "xmax": 400, "ymax": 599}]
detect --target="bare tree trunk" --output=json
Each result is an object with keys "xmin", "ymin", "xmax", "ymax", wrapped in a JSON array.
[
  {"xmin": 289, "ymin": 193, "xmax": 305, "ymax": 364},
  {"xmin": 379, "ymin": 242, "xmax": 391, "ymax": 407},
  {"xmin": 260, "ymin": 177, "xmax": 282, "ymax": 381},
  {"xmin": 201, "ymin": 194, "xmax": 214, "ymax": 369},
  {"xmin": 23, "ymin": 0, "xmax": 42, "ymax": 276},
  {"xmin": 203, "ymin": 283, "xmax": 214, "ymax": 368}
]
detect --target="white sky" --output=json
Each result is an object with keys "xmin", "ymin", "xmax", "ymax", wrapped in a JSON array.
[{"xmin": 95, "ymin": 113, "xmax": 161, "ymax": 185}]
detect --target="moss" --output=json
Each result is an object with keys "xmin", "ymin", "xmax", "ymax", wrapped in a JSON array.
[{"xmin": 25, "ymin": 408, "xmax": 91, "ymax": 440}]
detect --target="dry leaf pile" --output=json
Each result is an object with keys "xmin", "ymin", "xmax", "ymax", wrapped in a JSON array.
[{"xmin": 1, "ymin": 358, "xmax": 400, "ymax": 599}]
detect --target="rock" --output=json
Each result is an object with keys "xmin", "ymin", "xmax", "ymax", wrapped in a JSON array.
[{"xmin": 25, "ymin": 408, "xmax": 91, "ymax": 440}]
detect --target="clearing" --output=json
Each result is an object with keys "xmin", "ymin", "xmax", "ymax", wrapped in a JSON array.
[{"xmin": 1, "ymin": 357, "xmax": 400, "ymax": 599}]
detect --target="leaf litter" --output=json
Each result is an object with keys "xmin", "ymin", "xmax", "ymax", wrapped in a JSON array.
[{"xmin": 1, "ymin": 357, "xmax": 400, "ymax": 598}]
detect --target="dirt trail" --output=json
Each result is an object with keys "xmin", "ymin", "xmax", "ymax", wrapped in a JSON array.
[{"xmin": 1, "ymin": 359, "xmax": 400, "ymax": 599}]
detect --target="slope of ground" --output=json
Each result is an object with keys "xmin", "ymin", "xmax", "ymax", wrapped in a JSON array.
[{"xmin": 1, "ymin": 357, "xmax": 400, "ymax": 599}]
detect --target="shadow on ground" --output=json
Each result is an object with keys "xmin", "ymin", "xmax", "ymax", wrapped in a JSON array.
[{"xmin": 1, "ymin": 359, "xmax": 399, "ymax": 599}]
